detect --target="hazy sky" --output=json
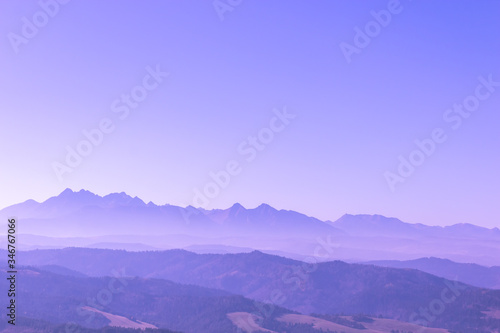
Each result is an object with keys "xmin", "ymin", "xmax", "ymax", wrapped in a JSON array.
[{"xmin": 1, "ymin": 0, "xmax": 499, "ymax": 227}]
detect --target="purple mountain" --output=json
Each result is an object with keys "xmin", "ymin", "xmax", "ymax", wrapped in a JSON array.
[{"xmin": 1, "ymin": 189, "xmax": 499, "ymax": 266}]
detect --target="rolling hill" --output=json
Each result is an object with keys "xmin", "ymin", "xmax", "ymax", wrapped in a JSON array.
[
  {"xmin": 365, "ymin": 257, "xmax": 500, "ymax": 289},
  {"xmin": 13, "ymin": 247, "xmax": 500, "ymax": 332}
]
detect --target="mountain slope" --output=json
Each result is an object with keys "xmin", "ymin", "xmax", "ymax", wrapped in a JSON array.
[
  {"xmin": 0, "ymin": 267, "xmax": 294, "ymax": 333},
  {"xmin": 365, "ymin": 257, "xmax": 500, "ymax": 289},
  {"xmin": 1, "ymin": 267, "xmax": 446, "ymax": 333},
  {"xmin": 15, "ymin": 248, "xmax": 500, "ymax": 332}
]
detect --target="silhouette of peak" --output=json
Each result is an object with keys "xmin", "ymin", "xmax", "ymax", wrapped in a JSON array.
[
  {"xmin": 226, "ymin": 203, "xmax": 246, "ymax": 218},
  {"xmin": 131, "ymin": 196, "xmax": 146, "ymax": 206},
  {"xmin": 56, "ymin": 188, "xmax": 98, "ymax": 200},
  {"xmin": 60, "ymin": 188, "xmax": 74, "ymax": 195},
  {"xmin": 48, "ymin": 189, "xmax": 148, "ymax": 208},
  {"xmin": 103, "ymin": 192, "xmax": 145, "ymax": 206},
  {"xmin": 337, "ymin": 214, "xmax": 403, "ymax": 224},
  {"xmin": 23, "ymin": 199, "xmax": 39, "ymax": 205},
  {"xmin": 104, "ymin": 192, "xmax": 132, "ymax": 200},
  {"xmin": 253, "ymin": 203, "xmax": 277, "ymax": 214},
  {"xmin": 230, "ymin": 203, "xmax": 245, "ymax": 210}
]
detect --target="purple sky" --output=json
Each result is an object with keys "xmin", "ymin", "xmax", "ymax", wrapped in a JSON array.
[{"xmin": 0, "ymin": 0, "xmax": 499, "ymax": 227}]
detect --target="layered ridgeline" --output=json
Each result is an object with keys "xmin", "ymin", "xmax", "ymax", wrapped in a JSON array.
[
  {"xmin": 1, "ymin": 189, "xmax": 499, "ymax": 265},
  {"xmin": 3, "ymin": 248, "xmax": 500, "ymax": 332},
  {"xmin": 0, "ymin": 266, "xmax": 452, "ymax": 333},
  {"xmin": 365, "ymin": 257, "xmax": 500, "ymax": 290}
]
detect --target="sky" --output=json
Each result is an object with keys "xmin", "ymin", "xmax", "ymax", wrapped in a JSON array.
[{"xmin": 0, "ymin": 0, "xmax": 499, "ymax": 228}]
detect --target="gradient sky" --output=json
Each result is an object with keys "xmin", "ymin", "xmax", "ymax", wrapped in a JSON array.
[{"xmin": 0, "ymin": 0, "xmax": 499, "ymax": 227}]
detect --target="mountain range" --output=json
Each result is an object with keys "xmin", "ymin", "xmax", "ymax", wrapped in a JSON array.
[
  {"xmin": 1, "ymin": 188, "xmax": 499, "ymax": 266},
  {"xmin": 2, "ymin": 189, "xmax": 500, "ymax": 332}
]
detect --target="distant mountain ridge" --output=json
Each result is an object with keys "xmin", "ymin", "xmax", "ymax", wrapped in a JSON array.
[
  {"xmin": 331, "ymin": 213, "xmax": 500, "ymax": 239},
  {"xmin": 3, "ymin": 188, "xmax": 497, "ymax": 234},
  {"xmin": 365, "ymin": 257, "xmax": 500, "ymax": 289},
  {"xmin": 1, "ymin": 188, "xmax": 500, "ymax": 266},
  {"xmin": 0, "ymin": 188, "xmax": 343, "ymax": 238}
]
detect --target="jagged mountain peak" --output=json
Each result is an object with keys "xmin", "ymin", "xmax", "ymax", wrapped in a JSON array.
[
  {"xmin": 254, "ymin": 203, "xmax": 275, "ymax": 211},
  {"xmin": 229, "ymin": 202, "xmax": 245, "ymax": 210}
]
